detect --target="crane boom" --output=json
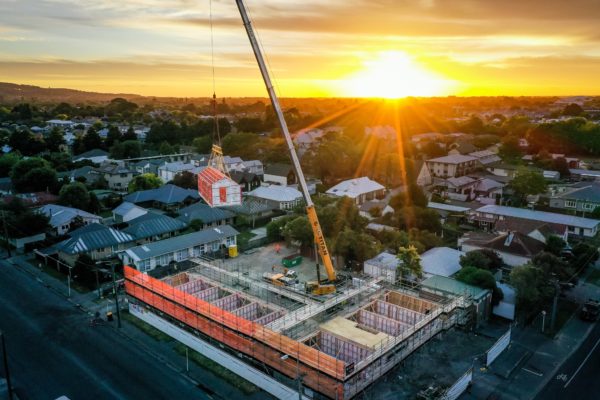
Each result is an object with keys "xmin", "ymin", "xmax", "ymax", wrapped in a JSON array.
[{"xmin": 235, "ymin": 0, "xmax": 337, "ymax": 284}]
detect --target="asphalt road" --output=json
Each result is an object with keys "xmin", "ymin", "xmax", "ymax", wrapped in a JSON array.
[
  {"xmin": 535, "ymin": 320, "xmax": 600, "ymax": 400},
  {"xmin": 0, "ymin": 260, "xmax": 208, "ymax": 400}
]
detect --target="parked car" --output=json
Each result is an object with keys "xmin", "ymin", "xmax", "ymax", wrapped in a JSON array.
[{"xmin": 579, "ymin": 299, "xmax": 600, "ymax": 321}]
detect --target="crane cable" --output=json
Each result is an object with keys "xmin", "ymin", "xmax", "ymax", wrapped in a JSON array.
[{"xmin": 209, "ymin": 0, "xmax": 221, "ymax": 145}]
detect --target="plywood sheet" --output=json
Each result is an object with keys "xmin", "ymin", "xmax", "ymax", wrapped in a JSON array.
[{"xmin": 320, "ymin": 317, "xmax": 391, "ymax": 350}]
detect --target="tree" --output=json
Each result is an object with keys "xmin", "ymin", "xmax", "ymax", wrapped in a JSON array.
[
  {"xmin": 389, "ymin": 184, "xmax": 428, "ymax": 209},
  {"xmin": 0, "ymin": 153, "xmax": 20, "ymax": 177},
  {"xmin": 460, "ymin": 249, "xmax": 503, "ymax": 271},
  {"xmin": 333, "ymin": 228, "xmax": 379, "ymax": 264},
  {"xmin": 509, "ymin": 168, "xmax": 547, "ymax": 203},
  {"xmin": 456, "ymin": 266, "xmax": 503, "ymax": 305},
  {"xmin": 1, "ymin": 198, "xmax": 50, "ymax": 238},
  {"xmin": 121, "ymin": 126, "xmax": 137, "ymax": 141},
  {"xmin": 11, "ymin": 158, "xmax": 58, "ymax": 193},
  {"xmin": 499, "ymin": 135, "xmax": 521, "ymax": 160},
  {"xmin": 110, "ymin": 140, "xmax": 141, "ymax": 159},
  {"xmin": 46, "ymin": 127, "xmax": 66, "ymax": 152},
  {"xmin": 545, "ymin": 235, "xmax": 566, "ymax": 256},
  {"xmin": 128, "ymin": 173, "xmax": 162, "ymax": 192},
  {"xmin": 266, "ymin": 216, "xmax": 294, "ymax": 241},
  {"xmin": 510, "ymin": 264, "xmax": 554, "ymax": 309},
  {"xmin": 531, "ymin": 251, "xmax": 572, "ymax": 281},
  {"xmin": 189, "ymin": 219, "xmax": 204, "ymax": 231},
  {"xmin": 563, "ymin": 103, "xmax": 584, "ymax": 117},
  {"xmin": 192, "ymin": 136, "xmax": 212, "ymax": 154},
  {"xmin": 105, "ymin": 126, "xmax": 122, "ymax": 148},
  {"xmin": 171, "ymin": 171, "xmax": 196, "ymax": 189},
  {"xmin": 396, "ymin": 245, "xmax": 422, "ymax": 282},
  {"xmin": 9, "ymin": 130, "xmax": 44, "ymax": 156},
  {"xmin": 81, "ymin": 127, "xmax": 103, "ymax": 153},
  {"xmin": 59, "ymin": 182, "xmax": 91, "ymax": 209},
  {"xmin": 159, "ymin": 141, "xmax": 174, "ymax": 155},
  {"xmin": 552, "ymin": 157, "xmax": 570, "ymax": 178},
  {"xmin": 282, "ymin": 216, "xmax": 313, "ymax": 248}
]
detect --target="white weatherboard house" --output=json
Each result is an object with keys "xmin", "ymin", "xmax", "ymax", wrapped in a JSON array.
[
  {"xmin": 120, "ymin": 225, "xmax": 239, "ymax": 272},
  {"xmin": 112, "ymin": 202, "xmax": 148, "ymax": 223},
  {"xmin": 326, "ymin": 177, "xmax": 385, "ymax": 205},
  {"xmin": 38, "ymin": 204, "xmax": 102, "ymax": 235}
]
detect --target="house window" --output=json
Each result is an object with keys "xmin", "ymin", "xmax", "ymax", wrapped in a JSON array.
[
  {"xmin": 583, "ymin": 203, "xmax": 596, "ymax": 211},
  {"xmin": 175, "ymin": 249, "xmax": 188, "ymax": 261},
  {"xmin": 565, "ymin": 200, "xmax": 576, "ymax": 208}
]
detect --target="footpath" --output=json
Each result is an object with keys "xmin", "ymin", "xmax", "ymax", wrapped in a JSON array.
[
  {"xmin": 463, "ymin": 264, "xmax": 600, "ymax": 400},
  {"xmin": 5, "ymin": 254, "xmax": 266, "ymax": 400}
]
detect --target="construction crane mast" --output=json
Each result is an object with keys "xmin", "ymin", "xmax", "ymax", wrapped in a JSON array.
[{"xmin": 235, "ymin": 0, "xmax": 337, "ymax": 295}]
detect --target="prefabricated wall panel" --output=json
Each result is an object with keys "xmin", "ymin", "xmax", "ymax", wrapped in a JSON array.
[
  {"xmin": 212, "ymin": 293, "xmax": 250, "ymax": 311},
  {"xmin": 176, "ymin": 278, "xmax": 213, "ymax": 294},
  {"xmin": 197, "ymin": 167, "xmax": 242, "ymax": 207},
  {"xmin": 319, "ymin": 331, "xmax": 372, "ymax": 364},
  {"xmin": 255, "ymin": 310, "xmax": 285, "ymax": 326},
  {"xmin": 194, "ymin": 286, "xmax": 223, "ymax": 302},
  {"xmin": 372, "ymin": 300, "xmax": 423, "ymax": 325},
  {"xmin": 356, "ymin": 309, "xmax": 405, "ymax": 337},
  {"xmin": 385, "ymin": 292, "xmax": 438, "ymax": 314}
]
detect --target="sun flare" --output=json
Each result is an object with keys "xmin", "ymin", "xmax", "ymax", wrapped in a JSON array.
[{"xmin": 342, "ymin": 51, "xmax": 453, "ymax": 98}]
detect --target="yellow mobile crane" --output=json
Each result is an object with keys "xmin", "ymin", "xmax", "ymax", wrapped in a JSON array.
[{"xmin": 235, "ymin": 0, "xmax": 337, "ymax": 295}]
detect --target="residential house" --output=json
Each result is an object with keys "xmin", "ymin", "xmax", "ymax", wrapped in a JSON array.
[
  {"xmin": 359, "ymin": 201, "xmax": 394, "ymax": 220},
  {"xmin": 427, "ymin": 202, "xmax": 471, "ymax": 224},
  {"xmin": 241, "ymin": 160, "xmax": 264, "ymax": 175},
  {"xmin": 569, "ymin": 169, "xmax": 600, "ymax": 181},
  {"xmin": 549, "ymin": 182, "xmax": 600, "ymax": 214},
  {"xmin": 459, "ymin": 231, "xmax": 545, "ymax": 267},
  {"xmin": 230, "ymin": 171, "xmax": 261, "ymax": 193},
  {"xmin": 443, "ymin": 176, "xmax": 478, "ymax": 201},
  {"xmin": 93, "ymin": 163, "xmax": 137, "ymax": 191},
  {"xmin": 363, "ymin": 251, "xmax": 399, "ymax": 283},
  {"xmin": 468, "ymin": 150, "xmax": 501, "ymax": 166},
  {"xmin": 112, "ymin": 202, "xmax": 148, "ymax": 223},
  {"xmin": 73, "ymin": 149, "xmax": 109, "ymax": 164},
  {"xmin": 224, "ymin": 199, "xmax": 276, "ymax": 228},
  {"xmin": 486, "ymin": 162, "xmax": 519, "ymax": 179},
  {"xmin": 222, "ymin": 156, "xmax": 244, "ymax": 172},
  {"xmin": 122, "ymin": 212, "xmax": 187, "ymax": 244},
  {"xmin": 417, "ymin": 154, "xmax": 479, "ymax": 186},
  {"xmin": 543, "ymin": 170, "xmax": 561, "ymax": 180},
  {"xmin": 57, "ymin": 166, "xmax": 99, "ymax": 185},
  {"xmin": 473, "ymin": 178, "xmax": 504, "ymax": 201},
  {"xmin": 247, "ymin": 185, "xmax": 303, "ymax": 211},
  {"xmin": 177, "ymin": 202, "xmax": 236, "ymax": 229},
  {"xmin": 294, "ymin": 128, "xmax": 326, "ymax": 155},
  {"xmin": 38, "ymin": 204, "xmax": 102, "ymax": 235},
  {"xmin": 54, "ymin": 223, "xmax": 135, "ymax": 266},
  {"xmin": 158, "ymin": 161, "xmax": 203, "ymax": 182},
  {"xmin": 46, "ymin": 119, "xmax": 74, "ymax": 130},
  {"xmin": 325, "ymin": 177, "xmax": 385, "ymax": 205},
  {"xmin": 131, "ymin": 159, "xmax": 165, "ymax": 175},
  {"xmin": 471, "ymin": 204, "xmax": 600, "ymax": 237},
  {"xmin": 493, "ymin": 218, "xmax": 567, "ymax": 244},
  {"xmin": 119, "ymin": 225, "xmax": 239, "ymax": 272},
  {"xmin": 124, "ymin": 184, "xmax": 201, "ymax": 211},
  {"xmin": 420, "ymin": 247, "xmax": 464, "ymax": 278},
  {"xmin": 448, "ymin": 141, "xmax": 478, "ymax": 155},
  {"xmin": 0, "ymin": 177, "xmax": 13, "ymax": 195},
  {"xmin": 2, "ymin": 192, "xmax": 59, "ymax": 207},
  {"xmin": 264, "ymin": 164, "xmax": 296, "ymax": 186}
]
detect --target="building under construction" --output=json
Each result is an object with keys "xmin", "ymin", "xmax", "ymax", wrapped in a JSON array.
[{"xmin": 124, "ymin": 257, "xmax": 472, "ymax": 399}]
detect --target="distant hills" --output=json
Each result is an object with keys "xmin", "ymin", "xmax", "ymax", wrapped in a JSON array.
[{"xmin": 0, "ymin": 82, "xmax": 146, "ymax": 103}]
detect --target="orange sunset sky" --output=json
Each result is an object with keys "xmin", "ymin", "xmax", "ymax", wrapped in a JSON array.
[{"xmin": 1, "ymin": 0, "xmax": 600, "ymax": 98}]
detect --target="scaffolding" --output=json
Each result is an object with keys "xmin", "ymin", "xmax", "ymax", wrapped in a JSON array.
[{"xmin": 125, "ymin": 264, "xmax": 467, "ymax": 399}]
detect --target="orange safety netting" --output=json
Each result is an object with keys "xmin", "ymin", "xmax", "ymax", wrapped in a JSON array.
[{"xmin": 125, "ymin": 266, "xmax": 345, "ymax": 398}]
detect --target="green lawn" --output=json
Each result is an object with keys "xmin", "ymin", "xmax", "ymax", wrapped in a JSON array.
[
  {"xmin": 585, "ymin": 268, "xmax": 600, "ymax": 287},
  {"xmin": 173, "ymin": 343, "xmax": 259, "ymax": 395},
  {"xmin": 237, "ymin": 231, "xmax": 257, "ymax": 246}
]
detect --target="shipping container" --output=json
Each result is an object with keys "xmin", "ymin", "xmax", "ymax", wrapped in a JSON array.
[{"xmin": 197, "ymin": 167, "xmax": 242, "ymax": 207}]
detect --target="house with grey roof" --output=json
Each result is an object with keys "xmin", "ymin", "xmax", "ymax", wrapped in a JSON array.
[
  {"xmin": 418, "ymin": 154, "xmax": 480, "ymax": 186},
  {"xmin": 471, "ymin": 204, "xmax": 600, "ymax": 237},
  {"xmin": 123, "ymin": 212, "xmax": 187, "ymax": 244},
  {"xmin": 112, "ymin": 202, "xmax": 148, "ymax": 223},
  {"xmin": 73, "ymin": 149, "xmax": 109, "ymax": 164},
  {"xmin": 247, "ymin": 185, "xmax": 303, "ymax": 210},
  {"xmin": 38, "ymin": 204, "xmax": 102, "ymax": 235},
  {"xmin": 176, "ymin": 202, "xmax": 235, "ymax": 229},
  {"xmin": 92, "ymin": 163, "xmax": 137, "ymax": 191},
  {"xmin": 420, "ymin": 247, "xmax": 464, "ymax": 278},
  {"xmin": 158, "ymin": 161, "xmax": 203, "ymax": 182},
  {"xmin": 326, "ymin": 177, "xmax": 385, "ymax": 205},
  {"xmin": 57, "ymin": 166, "xmax": 99, "ymax": 185},
  {"xmin": 549, "ymin": 182, "xmax": 600, "ymax": 214},
  {"xmin": 124, "ymin": 184, "xmax": 200, "ymax": 210},
  {"xmin": 54, "ymin": 223, "xmax": 135, "ymax": 265},
  {"xmin": 363, "ymin": 251, "xmax": 400, "ymax": 283},
  {"xmin": 130, "ymin": 158, "xmax": 165, "ymax": 175},
  {"xmin": 230, "ymin": 171, "xmax": 261, "ymax": 193},
  {"xmin": 264, "ymin": 164, "xmax": 296, "ymax": 186},
  {"xmin": 119, "ymin": 225, "xmax": 239, "ymax": 272}
]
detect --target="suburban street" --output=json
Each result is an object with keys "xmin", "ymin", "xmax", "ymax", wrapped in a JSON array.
[
  {"xmin": 535, "ymin": 320, "xmax": 600, "ymax": 400},
  {"xmin": 0, "ymin": 260, "xmax": 208, "ymax": 400}
]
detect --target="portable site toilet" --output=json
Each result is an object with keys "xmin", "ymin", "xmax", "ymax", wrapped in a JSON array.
[{"xmin": 197, "ymin": 166, "xmax": 242, "ymax": 207}]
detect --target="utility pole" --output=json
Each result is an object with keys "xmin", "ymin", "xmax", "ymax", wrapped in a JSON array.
[
  {"xmin": 550, "ymin": 280, "xmax": 560, "ymax": 333},
  {"xmin": 1, "ymin": 211, "xmax": 11, "ymax": 258},
  {"xmin": 1, "ymin": 331, "xmax": 14, "ymax": 400},
  {"xmin": 111, "ymin": 263, "xmax": 122, "ymax": 328}
]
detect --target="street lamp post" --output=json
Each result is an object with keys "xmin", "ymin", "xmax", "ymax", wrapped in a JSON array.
[
  {"xmin": 541, "ymin": 310, "xmax": 546, "ymax": 333},
  {"xmin": 111, "ymin": 263, "xmax": 122, "ymax": 328},
  {"xmin": 1, "ymin": 331, "xmax": 14, "ymax": 400},
  {"xmin": 550, "ymin": 280, "xmax": 560, "ymax": 333}
]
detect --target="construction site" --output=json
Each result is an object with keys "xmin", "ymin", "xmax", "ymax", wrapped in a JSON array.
[{"xmin": 124, "ymin": 255, "xmax": 474, "ymax": 399}]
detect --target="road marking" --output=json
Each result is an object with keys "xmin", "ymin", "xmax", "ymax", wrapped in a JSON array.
[
  {"xmin": 564, "ymin": 334, "xmax": 600, "ymax": 388},
  {"xmin": 522, "ymin": 367, "xmax": 543, "ymax": 377}
]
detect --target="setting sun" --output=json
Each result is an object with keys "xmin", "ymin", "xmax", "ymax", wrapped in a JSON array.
[{"xmin": 341, "ymin": 51, "xmax": 454, "ymax": 98}]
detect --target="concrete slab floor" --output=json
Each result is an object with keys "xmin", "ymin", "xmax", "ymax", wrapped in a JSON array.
[
  {"xmin": 224, "ymin": 242, "xmax": 319, "ymax": 283},
  {"xmin": 361, "ymin": 328, "xmax": 495, "ymax": 399}
]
